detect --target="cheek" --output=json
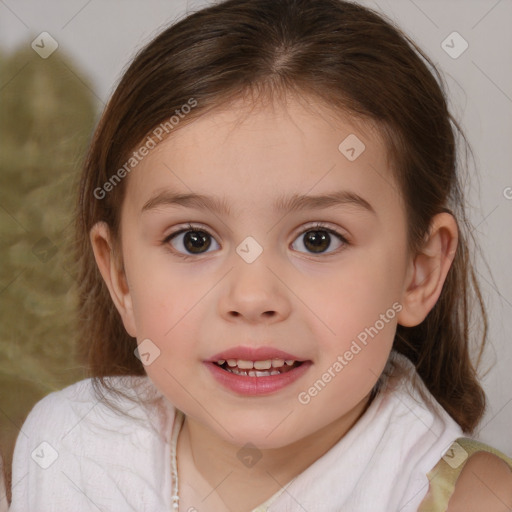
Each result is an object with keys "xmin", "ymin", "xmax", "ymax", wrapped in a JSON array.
[
  {"xmin": 315, "ymin": 252, "xmax": 403, "ymax": 326},
  {"xmin": 114, "ymin": 223, "xmax": 175, "ymax": 364},
  {"xmin": 304, "ymin": 247, "xmax": 404, "ymax": 374},
  {"xmin": 123, "ymin": 249, "xmax": 211, "ymax": 384},
  {"xmin": 125, "ymin": 255, "xmax": 203, "ymax": 402},
  {"xmin": 123, "ymin": 244, "xmax": 193, "ymax": 336}
]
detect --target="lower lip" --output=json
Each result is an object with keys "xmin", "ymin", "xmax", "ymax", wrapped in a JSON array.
[{"xmin": 204, "ymin": 361, "xmax": 312, "ymax": 396}]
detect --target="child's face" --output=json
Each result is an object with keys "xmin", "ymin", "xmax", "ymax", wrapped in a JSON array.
[{"xmin": 116, "ymin": 94, "xmax": 412, "ymax": 447}]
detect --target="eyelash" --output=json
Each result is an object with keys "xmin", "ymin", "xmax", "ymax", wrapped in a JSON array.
[{"xmin": 162, "ymin": 222, "xmax": 350, "ymax": 260}]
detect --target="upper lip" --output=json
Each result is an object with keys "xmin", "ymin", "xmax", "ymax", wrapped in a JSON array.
[{"xmin": 207, "ymin": 346, "xmax": 306, "ymax": 362}]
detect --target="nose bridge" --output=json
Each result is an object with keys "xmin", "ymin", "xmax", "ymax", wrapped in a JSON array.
[{"xmin": 220, "ymin": 235, "xmax": 291, "ymax": 322}]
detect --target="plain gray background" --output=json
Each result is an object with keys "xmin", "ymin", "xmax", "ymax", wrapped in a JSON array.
[{"xmin": 1, "ymin": 0, "xmax": 511, "ymax": 454}]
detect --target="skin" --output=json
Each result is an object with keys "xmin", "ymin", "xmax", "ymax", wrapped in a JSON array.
[
  {"xmin": 91, "ymin": 92, "xmax": 458, "ymax": 511},
  {"xmin": 445, "ymin": 452, "xmax": 512, "ymax": 511}
]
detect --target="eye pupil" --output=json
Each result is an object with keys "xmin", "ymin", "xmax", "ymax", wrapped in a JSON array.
[
  {"xmin": 304, "ymin": 230, "xmax": 330, "ymax": 253},
  {"xmin": 184, "ymin": 231, "xmax": 211, "ymax": 253}
]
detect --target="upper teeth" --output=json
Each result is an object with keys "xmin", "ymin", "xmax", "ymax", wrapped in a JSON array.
[{"xmin": 217, "ymin": 359, "xmax": 296, "ymax": 369}]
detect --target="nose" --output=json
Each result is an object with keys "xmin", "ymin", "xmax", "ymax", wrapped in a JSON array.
[{"xmin": 219, "ymin": 258, "xmax": 292, "ymax": 325}]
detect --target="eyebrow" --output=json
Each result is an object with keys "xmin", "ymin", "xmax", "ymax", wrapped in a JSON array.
[{"xmin": 141, "ymin": 190, "xmax": 376, "ymax": 216}]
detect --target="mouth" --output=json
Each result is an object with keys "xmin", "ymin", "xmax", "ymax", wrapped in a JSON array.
[
  {"xmin": 213, "ymin": 358, "xmax": 304, "ymax": 377},
  {"xmin": 204, "ymin": 347, "xmax": 312, "ymax": 395}
]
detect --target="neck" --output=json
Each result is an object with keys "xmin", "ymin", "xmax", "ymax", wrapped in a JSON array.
[{"xmin": 180, "ymin": 392, "xmax": 373, "ymax": 510}]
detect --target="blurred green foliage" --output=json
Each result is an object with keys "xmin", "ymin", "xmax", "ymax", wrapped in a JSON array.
[{"xmin": 0, "ymin": 42, "xmax": 98, "ymax": 493}]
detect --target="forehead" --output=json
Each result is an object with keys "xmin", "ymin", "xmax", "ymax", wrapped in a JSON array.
[{"xmin": 122, "ymin": 94, "xmax": 402, "ymax": 220}]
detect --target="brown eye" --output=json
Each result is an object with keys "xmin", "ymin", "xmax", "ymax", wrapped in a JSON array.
[
  {"xmin": 166, "ymin": 226, "xmax": 220, "ymax": 256},
  {"xmin": 291, "ymin": 225, "xmax": 348, "ymax": 255},
  {"xmin": 181, "ymin": 230, "xmax": 212, "ymax": 254},
  {"xmin": 303, "ymin": 230, "xmax": 331, "ymax": 253}
]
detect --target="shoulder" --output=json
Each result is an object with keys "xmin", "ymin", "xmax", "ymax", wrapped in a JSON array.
[
  {"xmin": 17, "ymin": 377, "xmax": 100, "ymax": 434},
  {"xmin": 12, "ymin": 375, "xmax": 173, "ymax": 467},
  {"xmin": 19, "ymin": 377, "xmax": 120, "ymax": 427},
  {"xmin": 17, "ymin": 375, "xmax": 161, "ymax": 439},
  {"xmin": 9, "ymin": 378, "xmax": 106, "ymax": 509},
  {"xmin": 9, "ymin": 376, "xmax": 175, "ymax": 511},
  {"xmin": 447, "ymin": 451, "xmax": 512, "ymax": 512}
]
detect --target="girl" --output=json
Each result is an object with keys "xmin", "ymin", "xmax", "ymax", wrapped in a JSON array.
[{"xmin": 8, "ymin": 0, "xmax": 512, "ymax": 510}]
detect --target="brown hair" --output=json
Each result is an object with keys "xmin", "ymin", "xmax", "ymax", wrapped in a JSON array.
[{"xmin": 75, "ymin": 0, "xmax": 489, "ymax": 433}]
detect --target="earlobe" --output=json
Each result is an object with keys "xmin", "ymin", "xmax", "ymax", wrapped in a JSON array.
[
  {"xmin": 89, "ymin": 222, "xmax": 137, "ymax": 337},
  {"xmin": 397, "ymin": 213, "xmax": 458, "ymax": 327}
]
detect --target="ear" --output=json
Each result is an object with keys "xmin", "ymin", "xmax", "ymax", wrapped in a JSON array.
[
  {"xmin": 397, "ymin": 212, "xmax": 458, "ymax": 327},
  {"xmin": 89, "ymin": 221, "xmax": 137, "ymax": 337}
]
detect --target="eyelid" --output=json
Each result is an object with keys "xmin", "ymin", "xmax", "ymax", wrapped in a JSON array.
[
  {"xmin": 296, "ymin": 221, "xmax": 348, "ymax": 238},
  {"xmin": 163, "ymin": 222, "xmax": 216, "ymax": 241}
]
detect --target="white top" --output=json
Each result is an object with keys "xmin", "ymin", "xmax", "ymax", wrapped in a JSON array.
[{"xmin": 8, "ymin": 352, "xmax": 464, "ymax": 511}]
